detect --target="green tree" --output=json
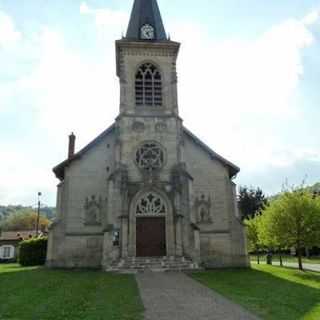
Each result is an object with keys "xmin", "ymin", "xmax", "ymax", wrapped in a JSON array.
[
  {"xmin": 0, "ymin": 209, "xmax": 50, "ymax": 231},
  {"xmin": 258, "ymin": 209, "xmax": 287, "ymax": 266},
  {"xmin": 245, "ymin": 215, "xmax": 262, "ymax": 263},
  {"xmin": 260, "ymin": 188, "xmax": 320, "ymax": 270},
  {"xmin": 238, "ymin": 186, "xmax": 268, "ymax": 220}
]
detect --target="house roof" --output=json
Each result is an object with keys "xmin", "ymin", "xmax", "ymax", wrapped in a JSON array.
[
  {"xmin": 0, "ymin": 230, "xmax": 39, "ymax": 241},
  {"xmin": 126, "ymin": 0, "xmax": 167, "ymax": 41},
  {"xmin": 53, "ymin": 122, "xmax": 239, "ymax": 180}
]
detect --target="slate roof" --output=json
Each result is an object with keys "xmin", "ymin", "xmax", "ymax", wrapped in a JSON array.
[
  {"xmin": 53, "ymin": 123, "xmax": 239, "ymax": 180},
  {"xmin": 183, "ymin": 127, "xmax": 240, "ymax": 177},
  {"xmin": 126, "ymin": 0, "xmax": 167, "ymax": 40}
]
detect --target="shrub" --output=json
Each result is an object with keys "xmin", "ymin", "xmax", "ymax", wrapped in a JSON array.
[{"xmin": 19, "ymin": 237, "xmax": 48, "ymax": 266}]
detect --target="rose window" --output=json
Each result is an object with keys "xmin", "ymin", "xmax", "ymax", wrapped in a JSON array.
[
  {"xmin": 136, "ymin": 192, "xmax": 166, "ymax": 216},
  {"xmin": 135, "ymin": 142, "xmax": 165, "ymax": 172}
]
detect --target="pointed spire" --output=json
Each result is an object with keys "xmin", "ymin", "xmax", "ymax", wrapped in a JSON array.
[{"xmin": 126, "ymin": 0, "xmax": 167, "ymax": 41}]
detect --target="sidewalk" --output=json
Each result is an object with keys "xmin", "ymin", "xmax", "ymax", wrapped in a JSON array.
[
  {"xmin": 136, "ymin": 272, "xmax": 260, "ymax": 320},
  {"xmin": 253, "ymin": 261, "xmax": 320, "ymax": 272}
]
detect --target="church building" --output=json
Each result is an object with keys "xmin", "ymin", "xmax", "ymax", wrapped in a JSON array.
[{"xmin": 47, "ymin": 0, "xmax": 249, "ymax": 270}]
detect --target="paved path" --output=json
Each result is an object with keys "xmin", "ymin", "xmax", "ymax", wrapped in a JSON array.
[
  {"xmin": 136, "ymin": 272, "xmax": 260, "ymax": 320},
  {"xmin": 271, "ymin": 262, "xmax": 320, "ymax": 272}
]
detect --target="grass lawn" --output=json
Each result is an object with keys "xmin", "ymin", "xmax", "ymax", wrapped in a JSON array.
[
  {"xmin": 192, "ymin": 264, "xmax": 320, "ymax": 320},
  {"xmin": 0, "ymin": 264, "xmax": 143, "ymax": 320}
]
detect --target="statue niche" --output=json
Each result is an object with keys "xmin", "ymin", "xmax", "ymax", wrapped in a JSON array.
[
  {"xmin": 195, "ymin": 194, "xmax": 212, "ymax": 224},
  {"xmin": 84, "ymin": 195, "xmax": 102, "ymax": 225}
]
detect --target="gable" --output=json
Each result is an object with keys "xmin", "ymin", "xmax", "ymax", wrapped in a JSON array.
[
  {"xmin": 53, "ymin": 124, "xmax": 116, "ymax": 180},
  {"xmin": 183, "ymin": 127, "xmax": 240, "ymax": 178}
]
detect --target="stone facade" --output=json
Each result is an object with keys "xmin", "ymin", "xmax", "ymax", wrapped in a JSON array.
[{"xmin": 46, "ymin": 0, "xmax": 249, "ymax": 270}]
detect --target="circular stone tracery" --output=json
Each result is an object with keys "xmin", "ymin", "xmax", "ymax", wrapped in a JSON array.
[
  {"xmin": 136, "ymin": 192, "xmax": 167, "ymax": 216},
  {"xmin": 135, "ymin": 141, "xmax": 165, "ymax": 172}
]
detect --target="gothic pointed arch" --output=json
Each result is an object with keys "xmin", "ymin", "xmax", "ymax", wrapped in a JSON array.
[
  {"xmin": 130, "ymin": 188, "xmax": 171, "ymax": 217},
  {"xmin": 135, "ymin": 62, "xmax": 162, "ymax": 107},
  {"xmin": 128, "ymin": 187, "xmax": 175, "ymax": 257},
  {"xmin": 135, "ymin": 191, "xmax": 167, "ymax": 216}
]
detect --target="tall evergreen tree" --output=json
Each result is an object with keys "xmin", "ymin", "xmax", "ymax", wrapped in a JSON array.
[{"xmin": 238, "ymin": 186, "xmax": 268, "ymax": 220}]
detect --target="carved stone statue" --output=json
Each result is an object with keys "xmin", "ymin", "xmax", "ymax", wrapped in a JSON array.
[
  {"xmin": 195, "ymin": 194, "xmax": 212, "ymax": 223},
  {"xmin": 84, "ymin": 195, "xmax": 102, "ymax": 225}
]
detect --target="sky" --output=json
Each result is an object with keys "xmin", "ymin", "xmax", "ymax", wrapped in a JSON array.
[{"xmin": 0, "ymin": 0, "xmax": 319, "ymax": 207}]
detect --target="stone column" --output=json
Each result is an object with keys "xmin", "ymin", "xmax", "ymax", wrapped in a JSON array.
[
  {"xmin": 128, "ymin": 211, "xmax": 136, "ymax": 257},
  {"xmin": 106, "ymin": 179, "xmax": 115, "ymax": 226},
  {"xmin": 175, "ymin": 215, "xmax": 183, "ymax": 256},
  {"xmin": 120, "ymin": 216, "xmax": 129, "ymax": 258},
  {"xmin": 46, "ymin": 227, "xmax": 54, "ymax": 267},
  {"xmin": 101, "ymin": 231, "xmax": 113, "ymax": 269},
  {"xmin": 174, "ymin": 190, "xmax": 184, "ymax": 257},
  {"xmin": 194, "ymin": 229, "xmax": 201, "ymax": 263}
]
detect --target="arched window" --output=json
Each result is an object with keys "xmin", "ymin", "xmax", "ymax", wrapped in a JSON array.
[
  {"xmin": 136, "ymin": 192, "xmax": 167, "ymax": 216},
  {"xmin": 135, "ymin": 63, "xmax": 162, "ymax": 107}
]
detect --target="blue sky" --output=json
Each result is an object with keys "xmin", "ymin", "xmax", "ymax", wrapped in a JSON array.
[{"xmin": 0, "ymin": 0, "xmax": 319, "ymax": 206}]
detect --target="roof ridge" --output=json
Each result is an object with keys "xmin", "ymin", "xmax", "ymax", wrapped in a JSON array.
[
  {"xmin": 183, "ymin": 126, "xmax": 240, "ymax": 177},
  {"xmin": 53, "ymin": 123, "xmax": 116, "ymax": 180}
]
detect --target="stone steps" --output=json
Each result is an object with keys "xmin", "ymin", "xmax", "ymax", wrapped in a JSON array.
[{"xmin": 106, "ymin": 256, "xmax": 201, "ymax": 273}]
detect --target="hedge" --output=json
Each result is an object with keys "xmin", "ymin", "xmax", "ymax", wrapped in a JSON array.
[{"xmin": 19, "ymin": 237, "xmax": 48, "ymax": 266}]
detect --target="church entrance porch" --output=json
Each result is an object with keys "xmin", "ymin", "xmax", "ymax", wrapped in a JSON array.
[
  {"xmin": 127, "ymin": 190, "xmax": 176, "ymax": 258},
  {"xmin": 136, "ymin": 217, "xmax": 166, "ymax": 257}
]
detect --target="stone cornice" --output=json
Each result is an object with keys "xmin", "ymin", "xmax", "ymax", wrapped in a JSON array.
[
  {"xmin": 116, "ymin": 39, "xmax": 180, "ymax": 52},
  {"xmin": 116, "ymin": 40, "xmax": 180, "ymax": 77},
  {"xmin": 200, "ymin": 230, "xmax": 230, "ymax": 235},
  {"xmin": 65, "ymin": 232, "xmax": 104, "ymax": 236}
]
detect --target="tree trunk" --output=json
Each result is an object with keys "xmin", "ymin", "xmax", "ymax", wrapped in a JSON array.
[
  {"xmin": 305, "ymin": 247, "xmax": 310, "ymax": 259},
  {"xmin": 257, "ymin": 252, "xmax": 260, "ymax": 264},
  {"xmin": 266, "ymin": 251, "xmax": 272, "ymax": 265},
  {"xmin": 279, "ymin": 251, "xmax": 283, "ymax": 267},
  {"xmin": 297, "ymin": 246, "xmax": 303, "ymax": 271}
]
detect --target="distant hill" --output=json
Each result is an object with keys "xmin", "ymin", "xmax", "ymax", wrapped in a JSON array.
[
  {"xmin": 0, "ymin": 205, "xmax": 56, "ymax": 222},
  {"xmin": 268, "ymin": 182, "xmax": 320, "ymax": 201},
  {"xmin": 307, "ymin": 182, "xmax": 320, "ymax": 193}
]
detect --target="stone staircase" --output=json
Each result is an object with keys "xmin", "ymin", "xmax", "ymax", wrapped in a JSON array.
[{"xmin": 106, "ymin": 256, "xmax": 201, "ymax": 273}]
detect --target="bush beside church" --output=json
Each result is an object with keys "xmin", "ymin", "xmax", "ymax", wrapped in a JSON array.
[{"xmin": 19, "ymin": 237, "xmax": 48, "ymax": 266}]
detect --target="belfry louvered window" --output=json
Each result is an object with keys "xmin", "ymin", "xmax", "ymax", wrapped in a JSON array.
[{"xmin": 135, "ymin": 63, "xmax": 162, "ymax": 107}]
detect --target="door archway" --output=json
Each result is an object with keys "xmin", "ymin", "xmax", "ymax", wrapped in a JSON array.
[{"xmin": 128, "ymin": 189, "xmax": 175, "ymax": 257}]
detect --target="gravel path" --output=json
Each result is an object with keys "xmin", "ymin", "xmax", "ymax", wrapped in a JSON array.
[{"xmin": 136, "ymin": 272, "xmax": 260, "ymax": 320}]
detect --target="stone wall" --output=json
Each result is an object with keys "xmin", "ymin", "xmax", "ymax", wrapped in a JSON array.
[
  {"xmin": 47, "ymin": 131, "xmax": 116, "ymax": 268},
  {"xmin": 183, "ymin": 133, "xmax": 248, "ymax": 267}
]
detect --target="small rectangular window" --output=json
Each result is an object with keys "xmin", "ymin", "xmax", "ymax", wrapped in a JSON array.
[{"xmin": 3, "ymin": 246, "xmax": 12, "ymax": 258}]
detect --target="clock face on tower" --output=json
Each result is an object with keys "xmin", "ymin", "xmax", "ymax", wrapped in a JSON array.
[{"xmin": 140, "ymin": 24, "xmax": 155, "ymax": 40}]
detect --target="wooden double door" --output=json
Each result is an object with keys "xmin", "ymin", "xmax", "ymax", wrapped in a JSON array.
[{"xmin": 136, "ymin": 217, "xmax": 166, "ymax": 257}]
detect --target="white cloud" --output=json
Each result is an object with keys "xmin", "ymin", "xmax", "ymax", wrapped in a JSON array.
[
  {"xmin": 170, "ymin": 11, "xmax": 319, "ymax": 172},
  {"xmin": 1, "ymin": 5, "xmax": 320, "ymax": 204},
  {"xmin": 80, "ymin": 2, "xmax": 128, "ymax": 35},
  {"xmin": 80, "ymin": 2, "xmax": 90, "ymax": 14},
  {"xmin": 0, "ymin": 11, "xmax": 21, "ymax": 47},
  {"xmin": 0, "ymin": 5, "xmax": 130, "ymax": 205},
  {"xmin": 302, "ymin": 9, "xmax": 320, "ymax": 25},
  {"xmin": 0, "ymin": 145, "xmax": 56, "ymax": 206},
  {"xmin": 22, "ymin": 27, "xmax": 119, "ymax": 147}
]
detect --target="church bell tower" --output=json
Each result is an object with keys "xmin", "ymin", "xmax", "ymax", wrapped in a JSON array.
[
  {"xmin": 116, "ymin": 0, "xmax": 180, "ymax": 115},
  {"xmin": 113, "ymin": 0, "xmax": 188, "ymax": 259}
]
